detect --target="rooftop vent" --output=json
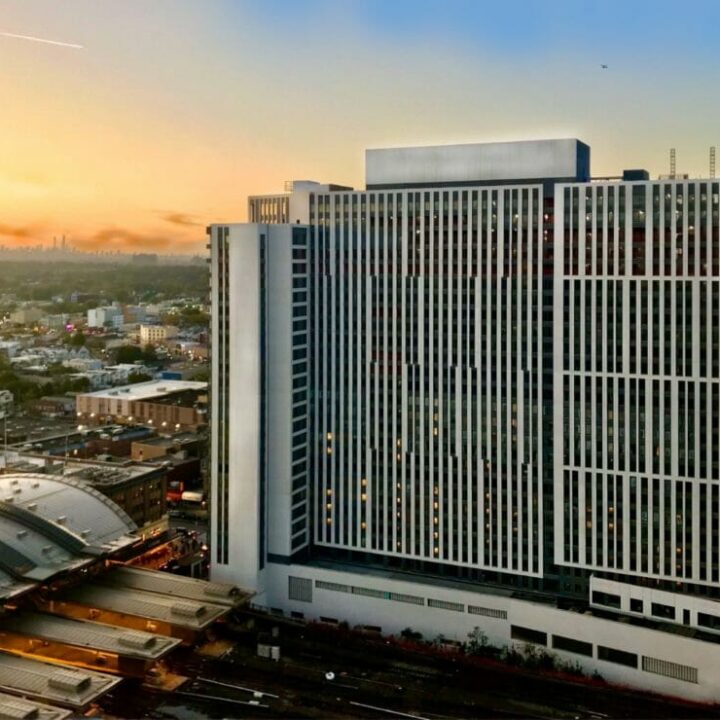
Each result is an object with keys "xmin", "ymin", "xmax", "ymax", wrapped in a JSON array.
[
  {"xmin": 204, "ymin": 582, "xmax": 241, "ymax": 599},
  {"xmin": 171, "ymin": 602, "xmax": 207, "ymax": 619},
  {"xmin": 0, "ymin": 699, "xmax": 39, "ymax": 720},
  {"xmin": 48, "ymin": 669, "xmax": 91, "ymax": 693},
  {"xmin": 118, "ymin": 631, "xmax": 157, "ymax": 650}
]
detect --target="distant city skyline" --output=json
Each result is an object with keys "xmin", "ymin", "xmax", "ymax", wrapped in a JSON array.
[{"xmin": 2, "ymin": 0, "xmax": 719, "ymax": 253}]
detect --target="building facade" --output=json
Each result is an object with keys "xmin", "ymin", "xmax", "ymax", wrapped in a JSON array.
[
  {"xmin": 554, "ymin": 179, "xmax": 720, "ymax": 620},
  {"xmin": 76, "ymin": 380, "xmax": 207, "ymax": 430},
  {"xmin": 209, "ymin": 140, "xmax": 720, "ymax": 700}
]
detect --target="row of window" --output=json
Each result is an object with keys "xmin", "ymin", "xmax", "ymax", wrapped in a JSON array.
[
  {"xmin": 511, "ymin": 624, "xmax": 698, "ymax": 683},
  {"xmin": 308, "ymin": 577, "xmax": 507, "ymax": 618}
]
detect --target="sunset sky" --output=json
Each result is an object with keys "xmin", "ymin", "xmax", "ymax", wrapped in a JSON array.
[{"xmin": 1, "ymin": 0, "xmax": 719, "ymax": 254}]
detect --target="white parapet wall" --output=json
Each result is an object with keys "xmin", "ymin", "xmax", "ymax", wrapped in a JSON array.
[{"xmin": 260, "ymin": 562, "xmax": 720, "ymax": 703}]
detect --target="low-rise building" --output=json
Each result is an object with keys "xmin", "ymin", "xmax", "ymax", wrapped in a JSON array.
[
  {"xmin": 139, "ymin": 324, "xmax": 178, "ymax": 346},
  {"xmin": 63, "ymin": 463, "xmax": 167, "ymax": 529},
  {"xmin": 76, "ymin": 380, "xmax": 207, "ymax": 430},
  {"xmin": 41, "ymin": 313, "xmax": 69, "ymax": 330},
  {"xmin": 87, "ymin": 306, "xmax": 123, "ymax": 329},
  {"xmin": 10, "ymin": 306, "xmax": 43, "ymax": 325},
  {"xmin": 0, "ymin": 340, "xmax": 22, "ymax": 358},
  {"xmin": 122, "ymin": 305, "xmax": 147, "ymax": 324},
  {"xmin": 32, "ymin": 395, "xmax": 76, "ymax": 418}
]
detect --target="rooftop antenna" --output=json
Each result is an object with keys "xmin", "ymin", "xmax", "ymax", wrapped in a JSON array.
[
  {"xmin": 670, "ymin": 148, "xmax": 676, "ymax": 179},
  {"xmin": 711, "ymin": 146, "xmax": 716, "ymax": 179}
]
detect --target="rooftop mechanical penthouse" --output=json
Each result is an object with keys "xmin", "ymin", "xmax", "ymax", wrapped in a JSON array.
[{"xmin": 208, "ymin": 138, "xmax": 720, "ymax": 701}]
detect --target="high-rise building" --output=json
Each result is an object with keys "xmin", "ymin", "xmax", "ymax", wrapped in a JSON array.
[{"xmin": 208, "ymin": 140, "xmax": 720, "ymax": 700}]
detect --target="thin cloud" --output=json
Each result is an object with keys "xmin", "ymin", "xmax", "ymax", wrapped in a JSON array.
[
  {"xmin": 81, "ymin": 227, "xmax": 173, "ymax": 251},
  {"xmin": 72, "ymin": 226, "xmax": 205, "ymax": 253},
  {"xmin": 160, "ymin": 212, "xmax": 204, "ymax": 228},
  {"xmin": 0, "ymin": 223, "xmax": 38, "ymax": 240}
]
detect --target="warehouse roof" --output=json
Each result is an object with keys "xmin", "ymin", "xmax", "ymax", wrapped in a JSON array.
[
  {"xmin": 58, "ymin": 583, "xmax": 229, "ymax": 631},
  {"xmin": 0, "ymin": 691, "xmax": 72, "ymax": 720},
  {"xmin": 79, "ymin": 380, "xmax": 206, "ymax": 402},
  {"xmin": 0, "ymin": 653, "xmax": 120, "ymax": 710},
  {"xmin": 101, "ymin": 566, "xmax": 247, "ymax": 607},
  {"xmin": 2, "ymin": 613, "xmax": 181, "ymax": 661}
]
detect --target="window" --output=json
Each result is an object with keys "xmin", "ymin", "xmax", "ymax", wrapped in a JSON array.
[
  {"xmin": 630, "ymin": 598, "xmax": 643, "ymax": 613},
  {"xmin": 591, "ymin": 591, "xmax": 621, "ymax": 609},
  {"xmin": 315, "ymin": 580, "xmax": 349, "ymax": 593},
  {"xmin": 598, "ymin": 645, "xmax": 637, "ymax": 668},
  {"xmin": 428, "ymin": 598, "xmax": 464, "ymax": 612},
  {"xmin": 552, "ymin": 635, "xmax": 592, "ymax": 657},
  {"xmin": 352, "ymin": 586, "xmax": 385, "ymax": 599},
  {"xmin": 697, "ymin": 612, "xmax": 720, "ymax": 630},
  {"xmin": 511, "ymin": 625, "xmax": 547, "ymax": 646},
  {"xmin": 468, "ymin": 605, "xmax": 507, "ymax": 619},
  {"xmin": 651, "ymin": 602, "xmax": 675, "ymax": 621},
  {"xmin": 388, "ymin": 592, "xmax": 424, "ymax": 606}
]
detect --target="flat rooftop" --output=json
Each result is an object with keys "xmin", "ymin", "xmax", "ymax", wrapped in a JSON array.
[
  {"xmin": 58, "ymin": 583, "xmax": 229, "ymax": 631},
  {"xmin": 100, "ymin": 566, "xmax": 248, "ymax": 608},
  {"xmin": 0, "ymin": 652, "xmax": 121, "ymax": 710},
  {"xmin": 3, "ymin": 612, "xmax": 181, "ymax": 661},
  {"xmin": 365, "ymin": 138, "xmax": 590, "ymax": 188},
  {"xmin": 0, "ymin": 691, "xmax": 72, "ymax": 720},
  {"xmin": 79, "ymin": 380, "xmax": 207, "ymax": 402}
]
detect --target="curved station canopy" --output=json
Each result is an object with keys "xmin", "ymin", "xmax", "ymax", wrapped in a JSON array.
[{"xmin": 0, "ymin": 473, "xmax": 138, "ymax": 601}]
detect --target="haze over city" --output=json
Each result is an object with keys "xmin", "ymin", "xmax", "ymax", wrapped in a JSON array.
[{"xmin": 1, "ymin": 0, "xmax": 719, "ymax": 253}]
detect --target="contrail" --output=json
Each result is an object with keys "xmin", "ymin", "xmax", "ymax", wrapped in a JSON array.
[{"xmin": 0, "ymin": 31, "xmax": 83, "ymax": 49}]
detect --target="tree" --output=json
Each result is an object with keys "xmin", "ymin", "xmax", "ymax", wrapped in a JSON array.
[
  {"xmin": 114, "ymin": 345, "xmax": 144, "ymax": 364},
  {"xmin": 466, "ymin": 627, "xmax": 489, "ymax": 655},
  {"xmin": 400, "ymin": 627, "xmax": 423, "ymax": 642},
  {"xmin": 46, "ymin": 363, "xmax": 74, "ymax": 377},
  {"xmin": 69, "ymin": 330, "xmax": 86, "ymax": 347},
  {"xmin": 142, "ymin": 345, "xmax": 158, "ymax": 364}
]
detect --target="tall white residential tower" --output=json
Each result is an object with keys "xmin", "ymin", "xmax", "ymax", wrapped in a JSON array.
[{"xmin": 209, "ymin": 141, "xmax": 720, "ymax": 700}]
